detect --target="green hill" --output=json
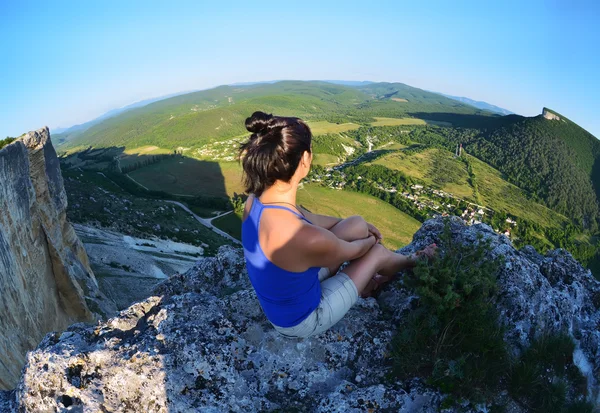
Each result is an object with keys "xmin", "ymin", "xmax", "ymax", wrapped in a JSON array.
[
  {"xmin": 464, "ymin": 109, "xmax": 600, "ymax": 229},
  {"xmin": 56, "ymin": 81, "xmax": 486, "ymax": 151},
  {"xmin": 55, "ymin": 81, "xmax": 600, "ymax": 274}
]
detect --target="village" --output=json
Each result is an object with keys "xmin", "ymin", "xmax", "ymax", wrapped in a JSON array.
[{"xmin": 308, "ymin": 167, "xmax": 518, "ymax": 238}]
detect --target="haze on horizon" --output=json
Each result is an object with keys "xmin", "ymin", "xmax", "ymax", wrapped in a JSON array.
[{"xmin": 1, "ymin": 0, "xmax": 599, "ymax": 138}]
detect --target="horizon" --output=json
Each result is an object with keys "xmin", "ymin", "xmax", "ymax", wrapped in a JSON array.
[
  {"xmin": 49, "ymin": 78, "xmax": 519, "ymax": 132},
  {"xmin": 1, "ymin": 0, "xmax": 599, "ymax": 138}
]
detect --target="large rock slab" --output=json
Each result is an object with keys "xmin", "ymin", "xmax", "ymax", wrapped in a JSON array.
[{"xmin": 0, "ymin": 128, "xmax": 115, "ymax": 390}]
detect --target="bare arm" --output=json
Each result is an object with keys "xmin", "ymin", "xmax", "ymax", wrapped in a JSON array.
[
  {"xmin": 297, "ymin": 205, "xmax": 342, "ymax": 230},
  {"xmin": 298, "ymin": 224, "xmax": 377, "ymax": 268}
]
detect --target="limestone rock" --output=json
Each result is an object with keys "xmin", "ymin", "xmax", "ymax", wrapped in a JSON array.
[
  {"xmin": 398, "ymin": 216, "xmax": 600, "ymax": 402},
  {"xmin": 543, "ymin": 107, "xmax": 561, "ymax": 121},
  {"xmin": 12, "ymin": 246, "xmax": 448, "ymax": 412},
  {"xmin": 0, "ymin": 128, "xmax": 116, "ymax": 390},
  {"xmin": 11, "ymin": 217, "xmax": 600, "ymax": 410}
]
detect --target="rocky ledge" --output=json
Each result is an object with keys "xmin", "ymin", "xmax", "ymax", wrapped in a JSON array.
[{"xmin": 8, "ymin": 217, "xmax": 600, "ymax": 411}]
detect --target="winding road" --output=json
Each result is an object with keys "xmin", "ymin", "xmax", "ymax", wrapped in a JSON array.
[
  {"xmin": 165, "ymin": 201, "xmax": 241, "ymax": 245},
  {"xmin": 96, "ymin": 171, "xmax": 241, "ymax": 245}
]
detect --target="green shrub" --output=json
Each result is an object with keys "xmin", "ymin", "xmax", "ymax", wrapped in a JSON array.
[
  {"xmin": 390, "ymin": 219, "xmax": 592, "ymax": 409},
  {"xmin": 0, "ymin": 137, "xmax": 16, "ymax": 150},
  {"xmin": 509, "ymin": 333, "xmax": 591, "ymax": 412},
  {"xmin": 390, "ymin": 218, "xmax": 507, "ymax": 401}
]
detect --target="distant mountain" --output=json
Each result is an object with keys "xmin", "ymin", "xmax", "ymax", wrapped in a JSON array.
[
  {"xmin": 56, "ymin": 80, "xmax": 487, "ymax": 151},
  {"xmin": 52, "ymin": 91, "xmax": 193, "ymax": 145},
  {"xmin": 434, "ymin": 92, "xmax": 515, "ymax": 115},
  {"xmin": 322, "ymin": 80, "xmax": 374, "ymax": 86}
]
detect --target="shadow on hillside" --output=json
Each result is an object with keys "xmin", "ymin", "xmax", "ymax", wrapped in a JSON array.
[
  {"xmin": 59, "ymin": 145, "xmax": 242, "ymax": 231},
  {"xmin": 591, "ymin": 158, "xmax": 600, "ymax": 209},
  {"xmin": 408, "ymin": 112, "xmax": 524, "ymax": 129}
]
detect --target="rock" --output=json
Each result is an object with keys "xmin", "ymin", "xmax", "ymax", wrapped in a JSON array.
[
  {"xmin": 13, "ymin": 246, "xmax": 448, "ymax": 412},
  {"xmin": 398, "ymin": 216, "xmax": 600, "ymax": 403},
  {"xmin": 0, "ymin": 390, "xmax": 15, "ymax": 412},
  {"xmin": 11, "ymin": 217, "xmax": 600, "ymax": 410},
  {"xmin": 0, "ymin": 128, "xmax": 116, "ymax": 390}
]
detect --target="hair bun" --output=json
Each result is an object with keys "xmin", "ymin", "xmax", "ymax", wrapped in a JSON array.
[{"xmin": 245, "ymin": 111, "xmax": 273, "ymax": 134}]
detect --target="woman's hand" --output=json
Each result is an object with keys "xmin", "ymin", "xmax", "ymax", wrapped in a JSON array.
[
  {"xmin": 367, "ymin": 222, "xmax": 383, "ymax": 243},
  {"xmin": 352, "ymin": 234, "xmax": 377, "ymax": 258}
]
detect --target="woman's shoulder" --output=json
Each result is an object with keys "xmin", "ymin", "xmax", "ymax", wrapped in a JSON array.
[{"xmin": 242, "ymin": 194, "xmax": 256, "ymax": 221}]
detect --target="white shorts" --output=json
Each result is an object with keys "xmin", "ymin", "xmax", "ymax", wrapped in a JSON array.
[{"xmin": 271, "ymin": 267, "xmax": 359, "ymax": 338}]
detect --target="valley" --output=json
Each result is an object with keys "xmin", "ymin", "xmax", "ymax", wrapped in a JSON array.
[{"xmin": 56, "ymin": 80, "xmax": 600, "ymax": 279}]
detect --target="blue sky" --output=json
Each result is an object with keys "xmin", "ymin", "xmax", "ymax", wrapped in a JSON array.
[{"xmin": 1, "ymin": 0, "xmax": 599, "ymax": 137}]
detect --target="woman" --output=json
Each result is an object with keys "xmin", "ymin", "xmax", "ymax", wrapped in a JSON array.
[{"xmin": 239, "ymin": 111, "xmax": 436, "ymax": 338}]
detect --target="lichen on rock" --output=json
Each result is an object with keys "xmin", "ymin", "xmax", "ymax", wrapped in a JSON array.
[{"xmin": 10, "ymin": 217, "xmax": 600, "ymax": 411}]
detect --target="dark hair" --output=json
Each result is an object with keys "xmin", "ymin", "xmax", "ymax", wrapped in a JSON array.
[{"xmin": 238, "ymin": 111, "xmax": 312, "ymax": 196}]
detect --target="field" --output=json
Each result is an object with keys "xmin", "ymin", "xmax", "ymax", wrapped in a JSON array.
[
  {"xmin": 212, "ymin": 211, "xmax": 243, "ymax": 240},
  {"xmin": 368, "ymin": 147, "xmax": 568, "ymax": 229},
  {"xmin": 128, "ymin": 157, "xmax": 244, "ymax": 197},
  {"xmin": 467, "ymin": 154, "xmax": 568, "ymax": 228},
  {"xmin": 371, "ymin": 117, "xmax": 427, "ymax": 126},
  {"xmin": 312, "ymin": 153, "xmax": 340, "ymax": 166},
  {"xmin": 370, "ymin": 117, "xmax": 453, "ymax": 127},
  {"xmin": 119, "ymin": 146, "xmax": 173, "ymax": 169},
  {"xmin": 371, "ymin": 148, "xmax": 475, "ymax": 199},
  {"xmin": 306, "ymin": 121, "xmax": 360, "ymax": 135},
  {"xmin": 297, "ymin": 184, "xmax": 421, "ymax": 249},
  {"xmin": 212, "ymin": 184, "xmax": 421, "ymax": 250}
]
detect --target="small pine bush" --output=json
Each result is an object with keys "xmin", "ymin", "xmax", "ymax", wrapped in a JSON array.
[
  {"xmin": 390, "ymin": 218, "xmax": 593, "ymax": 410},
  {"xmin": 391, "ymin": 218, "xmax": 507, "ymax": 401}
]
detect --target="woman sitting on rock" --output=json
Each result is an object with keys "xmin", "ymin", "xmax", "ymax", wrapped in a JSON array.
[{"xmin": 239, "ymin": 111, "xmax": 436, "ymax": 338}]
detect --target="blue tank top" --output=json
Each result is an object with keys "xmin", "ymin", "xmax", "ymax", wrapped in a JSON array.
[{"xmin": 241, "ymin": 197, "xmax": 321, "ymax": 328}]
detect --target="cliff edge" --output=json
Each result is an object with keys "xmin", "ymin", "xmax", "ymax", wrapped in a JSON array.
[
  {"xmin": 6, "ymin": 217, "xmax": 599, "ymax": 411},
  {"xmin": 0, "ymin": 128, "xmax": 116, "ymax": 390}
]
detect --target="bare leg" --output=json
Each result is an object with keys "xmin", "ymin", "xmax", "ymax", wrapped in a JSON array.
[
  {"xmin": 342, "ymin": 244, "xmax": 414, "ymax": 296},
  {"xmin": 326, "ymin": 216, "xmax": 369, "ymax": 274}
]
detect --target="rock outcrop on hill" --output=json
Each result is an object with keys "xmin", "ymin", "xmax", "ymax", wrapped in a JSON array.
[
  {"xmin": 543, "ymin": 107, "xmax": 561, "ymax": 121},
  {"xmin": 10, "ymin": 217, "xmax": 600, "ymax": 411},
  {"xmin": 0, "ymin": 128, "xmax": 116, "ymax": 390}
]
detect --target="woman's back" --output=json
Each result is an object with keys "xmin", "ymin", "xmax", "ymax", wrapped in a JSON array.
[{"xmin": 241, "ymin": 196, "xmax": 321, "ymax": 328}]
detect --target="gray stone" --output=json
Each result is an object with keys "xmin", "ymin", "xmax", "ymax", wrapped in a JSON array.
[
  {"xmin": 0, "ymin": 128, "xmax": 116, "ymax": 390},
  {"xmin": 11, "ymin": 217, "xmax": 600, "ymax": 410}
]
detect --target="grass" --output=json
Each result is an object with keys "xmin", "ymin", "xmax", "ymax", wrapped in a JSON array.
[
  {"xmin": 128, "ymin": 157, "xmax": 244, "ymax": 198},
  {"xmin": 297, "ymin": 184, "xmax": 421, "ymax": 249},
  {"xmin": 370, "ymin": 117, "xmax": 452, "ymax": 127},
  {"xmin": 508, "ymin": 333, "xmax": 592, "ymax": 413},
  {"xmin": 371, "ymin": 117, "xmax": 427, "ymax": 126},
  {"xmin": 306, "ymin": 120, "xmax": 360, "ymax": 135},
  {"xmin": 120, "ymin": 146, "xmax": 173, "ymax": 169},
  {"xmin": 376, "ymin": 142, "xmax": 408, "ymax": 151},
  {"xmin": 212, "ymin": 211, "xmax": 243, "ymax": 240},
  {"xmin": 212, "ymin": 184, "xmax": 422, "ymax": 250},
  {"xmin": 312, "ymin": 153, "xmax": 340, "ymax": 166},
  {"xmin": 371, "ymin": 148, "xmax": 475, "ymax": 199},
  {"xmin": 370, "ymin": 147, "xmax": 568, "ymax": 231},
  {"xmin": 467, "ymin": 154, "xmax": 568, "ymax": 229}
]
